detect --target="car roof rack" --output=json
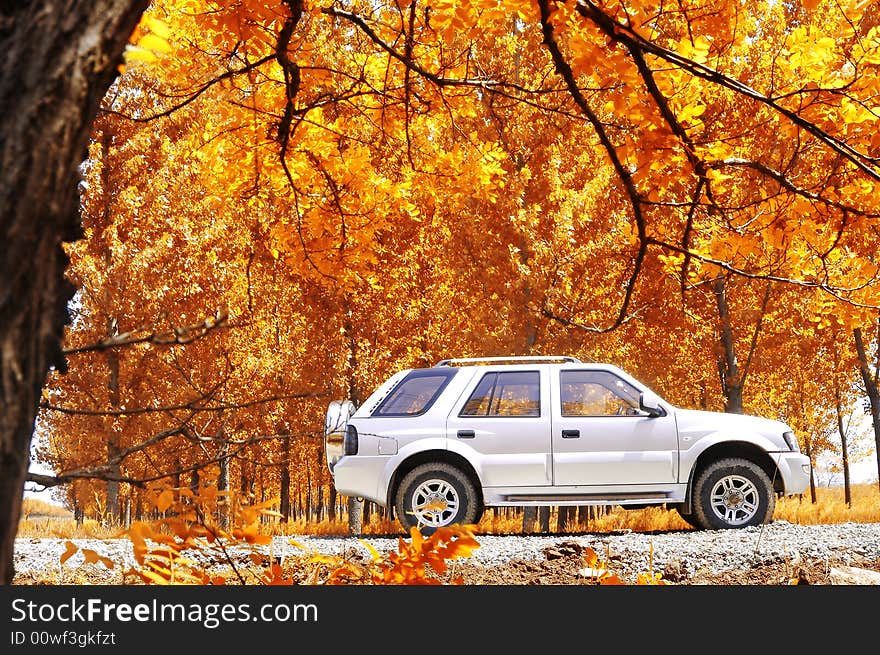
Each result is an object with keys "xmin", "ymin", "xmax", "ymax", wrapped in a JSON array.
[{"xmin": 434, "ymin": 356, "xmax": 582, "ymax": 367}]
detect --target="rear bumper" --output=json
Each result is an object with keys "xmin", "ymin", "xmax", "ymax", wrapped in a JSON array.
[{"xmin": 331, "ymin": 456, "xmax": 391, "ymax": 507}]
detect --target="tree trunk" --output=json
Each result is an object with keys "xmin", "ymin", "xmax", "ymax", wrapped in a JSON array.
[
  {"xmin": 538, "ymin": 506, "xmax": 550, "ymax": 532},
  {"xmin": 327, "ymin": 484, "xmax": 337, "ymax": 522},
  {"xmin": 556, "ymin": 506, "xmax": 570, "ymax": 532},
  {"xmin": 854, "ymin": 323, "xmax": 880, "ymax": 492},
  {"xmin": 217, "ymin": 441, "xmax": 229, "ymax": 529},
  {"xmin": 279, "ymin": 435, "xmax": 290, "ymax": 523},
  {"xmin": 100, "ymin": 127, "xmax": 122, "ymax": 526},
  {"xmin": 832, "ymin": 355, "xmax": 852, "ymax": 506},
  {"xmin": 521, "ymin": 506, "xmax": 536, "ymax": 533},
  {"xmin": 712, "ymin": 278, "xmax": 770, "ymax": 415},
  {"xmin": 347, "ymin": 496, "xmax": 363, "ymax": 535},
  {"xmin": 714, "ymin": 276, "xmax": 743, "ymax": 414},
  {"xmin": 804, "ymin": 440, "xmax": 817, "ymax": 504},
  {"xmin": 0, "ymin": 0, "xmax": 149, "ymax": 584}
]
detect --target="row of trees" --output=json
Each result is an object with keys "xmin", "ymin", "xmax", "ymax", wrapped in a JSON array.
[{"xmin": 4, "ymin": 0, "xmax": 880, "ymax": 581}]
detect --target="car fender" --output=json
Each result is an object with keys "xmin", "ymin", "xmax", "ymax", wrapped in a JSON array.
[
  {"xmin": 676, "ymin": 409, "xmax": 790, "ymax": 478},
  {"xmin": 377, "ymin": 436, "xmax": 486, "ymax": 503}
]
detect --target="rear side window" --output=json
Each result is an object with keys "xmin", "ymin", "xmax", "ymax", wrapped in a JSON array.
[
  {"xmin": 372, "ymin": 369, "xmax": 457, "ymax": 416},
  {"xmin": 460, "ymin": 371, "xmax": 540, "ymax": 417}
]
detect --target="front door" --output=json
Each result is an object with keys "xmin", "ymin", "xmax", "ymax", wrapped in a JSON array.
[{"xmin": 551, "ymin": 369, "xmax": 678, "ymax": 486}]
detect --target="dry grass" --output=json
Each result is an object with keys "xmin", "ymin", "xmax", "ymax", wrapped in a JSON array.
[
  {"xmin": 17, "ymin": 499, "xmax": 124, "ymax": 539},
  {"xmin": 18, "ymin": 483, "xmax": 880, "ymax": 539},
  {"xmin": 21, "ymin": 498, "xmax": 72, "ymax": 519},
  {"xmin": 16, "ymin": 517, "xmax": 123, "ymax": 540},
  {"xmin": 775, "ymin": 483, "xmax": 880, "ymax": 525}
]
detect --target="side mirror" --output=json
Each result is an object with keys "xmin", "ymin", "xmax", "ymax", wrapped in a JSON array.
[{"xmin": 639, "ymin": 391, "xmax": 664, "ymax": 418}]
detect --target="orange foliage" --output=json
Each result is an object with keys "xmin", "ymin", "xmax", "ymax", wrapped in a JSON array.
[{"xmin": 295, "ymin": 524, "xmax": 481, "ymax": 585}]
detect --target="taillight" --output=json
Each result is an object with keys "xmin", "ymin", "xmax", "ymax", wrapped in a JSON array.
[{"xmin": 345, "ymin": 424, "xmax": 358, "ymax": 455}]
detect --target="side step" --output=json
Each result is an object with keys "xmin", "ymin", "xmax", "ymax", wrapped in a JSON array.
[{"xmin": 504, "ymin": 492, "xmax": 670, "ymax": 503}]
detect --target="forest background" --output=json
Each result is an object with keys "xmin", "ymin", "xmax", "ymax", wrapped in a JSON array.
[{"xmin": 3, "ymin": 0, "xmax": 880, "ymax": 585}]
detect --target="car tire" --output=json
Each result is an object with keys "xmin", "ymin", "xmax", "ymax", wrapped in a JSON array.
[
  {"xmin": 394, "ymin": 463, "xmax": 482, "ymax": 534},
  {"xmin": 691, "ymin": 458, "xmax": 776, "ymax": 530}
]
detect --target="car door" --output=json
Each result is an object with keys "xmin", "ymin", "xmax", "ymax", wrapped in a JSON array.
[
  {"xmin": 446, "ymin": 367, "xmax": 552, "ymax": 487},
  {"xmin": 551, "ymin": 368, "xmax": 678, "ymax": 486}
]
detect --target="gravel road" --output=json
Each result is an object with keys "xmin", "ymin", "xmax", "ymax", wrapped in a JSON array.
[{"xmin": 13, "ymin": 520, "xmax": 880, "ymax": 584}]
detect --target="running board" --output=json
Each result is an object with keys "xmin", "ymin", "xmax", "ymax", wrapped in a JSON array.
[{"xmin": 504, "ymin": 492, "xmax": 670, "ymax": 502}]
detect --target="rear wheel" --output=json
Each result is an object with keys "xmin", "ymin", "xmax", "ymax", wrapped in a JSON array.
[
  {"xmin": 394, "ymin": 463, "xmax": 482, "ymax": 534},
  {"xmin": 691, "ymin": 458, "xmax": 775, "ymax": 530}
]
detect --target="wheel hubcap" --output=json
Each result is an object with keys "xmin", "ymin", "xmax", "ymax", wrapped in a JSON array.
[
  {"xmin": 411, "ymin": 479, "xmax": 459, "ymax": 527},
  {"xmin": 709, "ymin": 475, "xmax": 759, "ymax": 525}
]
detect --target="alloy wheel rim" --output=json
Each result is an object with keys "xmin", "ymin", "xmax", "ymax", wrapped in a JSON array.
[
  {"xmin": 411, "ymin": 479, "xmax": 459, "ymax": 527},
  {"xmin": 709, "ymin": 474, "xmax": 760, "ymax": 525}
]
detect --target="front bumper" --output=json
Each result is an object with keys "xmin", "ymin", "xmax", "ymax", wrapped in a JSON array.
[{"xmin": 773, "ymin": 451, "xmax": 812, "ymax": 495}]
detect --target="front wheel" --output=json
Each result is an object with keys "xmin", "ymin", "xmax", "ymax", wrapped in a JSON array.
[
  {"xmin": 394, "ymin": 463, "xmax": 482, "ymax": 535},
  {"xmin": 691, "ymin": 458, "xmax": 775, "ymax": 530}
]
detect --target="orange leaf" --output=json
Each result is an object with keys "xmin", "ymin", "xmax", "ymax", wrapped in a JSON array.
[
  {"xmin": 60, "ymin": 541, "xmax": 78, "ymax": 566},
  {"xmin": 155, "ymin": 489, "xmax": 174, "ymax": 513},
  {"xmin": 81, "ymin": 549, "xmax": 115, "ymax": 570}
]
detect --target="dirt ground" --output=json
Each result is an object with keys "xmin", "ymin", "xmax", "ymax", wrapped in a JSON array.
[
  {"xmin": 445, "ymin": 541, "xmax": 880, "ymax": 585},
  {"xmin": 283, "ymin": 539, "xmax": 880, "ymax": 585}
]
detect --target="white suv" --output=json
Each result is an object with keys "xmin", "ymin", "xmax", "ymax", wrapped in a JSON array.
[{"xmin": 324, "ymin": 356, "xmax": 811, "ymax": 532}]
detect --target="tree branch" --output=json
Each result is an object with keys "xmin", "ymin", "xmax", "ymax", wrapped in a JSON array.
[{"xmin": 61, "ymin": 308, "xmax": 228, "ymax": 355}]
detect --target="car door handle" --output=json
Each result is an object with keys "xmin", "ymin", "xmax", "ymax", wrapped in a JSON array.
[
  {"xmin": 561, "ymin": 429, "xmax": 580, "ymax": 439},
  {"xmin": 457, "ymin": 429, "xmax": 475, "ymax": 439}
]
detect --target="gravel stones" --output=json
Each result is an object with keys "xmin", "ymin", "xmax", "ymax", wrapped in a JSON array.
[{"xmin": 13, "ymin": 520, "xmax": 880, "ymax": 585}]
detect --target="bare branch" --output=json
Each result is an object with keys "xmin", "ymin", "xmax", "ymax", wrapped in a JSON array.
[
  {"xmin": 61, "ymin": 308, "xmax": 228, "ymax": 356},
  {"xmin": 39, "ymin": 391, "xmax": 320, "ymax": 416},
  {"xmin": 25, "ymin": 430, "xmax": 320, "ymax": 489}
]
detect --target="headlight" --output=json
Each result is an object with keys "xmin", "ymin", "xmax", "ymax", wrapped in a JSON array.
[{"xmin": 782, "ymin": 430, "xmax": 799, "ymax": 452}]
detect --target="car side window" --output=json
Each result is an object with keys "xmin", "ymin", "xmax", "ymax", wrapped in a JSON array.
[
  {"xmin": 560, "ymin": 370, "xmax": 641, "ymax": 417},
  {"xmin": 373, "ymin": 370, "xmax": 456, "ymax": 416},
  {"xmin": 460, "ymin": 371, "xmax": 540, "ymax": 417}
]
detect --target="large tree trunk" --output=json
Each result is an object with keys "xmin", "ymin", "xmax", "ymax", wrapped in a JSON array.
[{"xmin": 0, "ymin": 0, "xmax": 149, "ymax": 585}]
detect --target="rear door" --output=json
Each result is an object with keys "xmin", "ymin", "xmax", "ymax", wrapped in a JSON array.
[{"xmin": 446, "ymin": 366, "xmax": 552, "ymax": 487}]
